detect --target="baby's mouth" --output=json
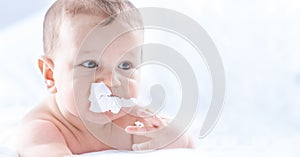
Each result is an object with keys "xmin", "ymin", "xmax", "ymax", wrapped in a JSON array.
[{"xmin": 108, "ymin": 94, "xmax": 121, "ymax": 98}]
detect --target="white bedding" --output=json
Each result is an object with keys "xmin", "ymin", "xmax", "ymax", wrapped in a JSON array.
[
  {"xmin": 81, "ymin": 149, "xmax": 199, "ymax": 157},
  {"xmin": 0, "ymin": 147, "xmax": 18, "ymax": 157},
  {"xmin": 0, "ymin": 128, "xmax": 201, "ymax": 157},
  {"xmin": 0, "ymin": 147, "xmax": 198, "ymax": 157}
]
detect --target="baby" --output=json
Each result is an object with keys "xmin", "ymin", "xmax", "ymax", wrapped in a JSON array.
[{"xmin": 16, "ymin": 0, "xmax": 194, "ymax": 156}]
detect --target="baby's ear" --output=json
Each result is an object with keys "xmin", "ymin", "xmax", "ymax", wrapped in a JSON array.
[{"xmin": 38, "ymin": 56, "xmax": 57, "ymax": 94}]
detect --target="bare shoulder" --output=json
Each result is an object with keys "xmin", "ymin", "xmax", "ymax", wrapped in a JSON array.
[
  {"xmin": 18, "ymin": 96, "xmax": 64, "ymax": 144},
  {"xmin": 18, "ymin": 119, "xmax": 66, "ymax": 145},
  {"xmin": 17, "ymin": 96, "xmax": 72, "ymax": 156},
  {"xmin": 17, "ymin": 119, "xmax": 72, "ymax": 156}
]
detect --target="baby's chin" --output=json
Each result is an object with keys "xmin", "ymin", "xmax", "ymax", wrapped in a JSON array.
[
  {"xmin": 83, "ymin": 110, "xmax": 110, "ymax": 124},
  {"xmin": 83, "ymin": 107, "xmax": 127, "ymax": 125}
]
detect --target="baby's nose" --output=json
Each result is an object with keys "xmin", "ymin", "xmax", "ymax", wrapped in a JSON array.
[{"xmin": 95, "ymin": 71, "xmax": 121, "ymax": 88}]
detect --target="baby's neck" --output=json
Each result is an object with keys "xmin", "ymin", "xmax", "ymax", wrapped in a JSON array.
[{"xmin": 46, "ymin": 96, "xmax": 113, "ymax": 153}]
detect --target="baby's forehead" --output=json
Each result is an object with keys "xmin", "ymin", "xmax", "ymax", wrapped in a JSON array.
[
  {"xmin": 59, "ymin": 13, "xmax": 144, "ymax": 62},
  {"xmin": 79, "ymin": 18, "xmax": 144, "ymax": 53},
  {"xmin": 58, "ymin": 14, "xmax": 103, "ymax": 50},
  {"xmin": 77, "ymin": 30, "xmax": 143, "ymax": 64},
  {"xmin": 66, "ymin": 11, "xmax": 143, "ymax": 39}
]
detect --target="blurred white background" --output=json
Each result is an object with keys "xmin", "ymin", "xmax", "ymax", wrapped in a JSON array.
[{"xmin": 0, "ymin": 0, "xmax": 300, "ymax": 156}]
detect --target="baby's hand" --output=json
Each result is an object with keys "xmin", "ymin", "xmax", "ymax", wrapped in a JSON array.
[
  {"xmin": 125, "ymin": 110, "xmax": 191, "ymax": 151},
  {"xmin": 125, "ymin": 110, "xmax": 167, "ymax": 151}
]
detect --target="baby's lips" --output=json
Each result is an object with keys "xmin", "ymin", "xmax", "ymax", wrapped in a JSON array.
[{"xmin": 108, "ymin": 94, "xmax": 121, "ymax": 98}]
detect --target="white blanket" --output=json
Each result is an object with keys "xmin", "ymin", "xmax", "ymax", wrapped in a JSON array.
[
  {"xmin": 0, "ymin": 147, "xmax": 18, "ymax": 157},
  {"xmin": 81, "ymin": 149, "xmax": 198, "ymax": 157},
  {"xmin": 0, "ymin": 147, "xmax": 198, "ymax": 157}
]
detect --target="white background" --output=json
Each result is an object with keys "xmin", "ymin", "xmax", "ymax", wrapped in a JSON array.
[{"xmin": 0, "ymin": 0, "xmax": 300, "ymax": 156}]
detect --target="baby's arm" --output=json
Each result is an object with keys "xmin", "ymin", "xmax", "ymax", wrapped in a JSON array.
[{"xmin": 17, "ymin": 120, "xmax": 73, "ymax": 157}]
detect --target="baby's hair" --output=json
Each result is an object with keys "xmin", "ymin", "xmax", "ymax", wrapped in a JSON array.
[{"xmin": 43, "ymin": 0, "xmax": 142, "ymax": 58}]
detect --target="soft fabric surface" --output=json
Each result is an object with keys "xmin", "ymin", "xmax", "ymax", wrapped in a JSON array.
[
  {"xmin": 80, "ymin": 149, "xmax": 199, "ymax": 157},
  {"xmin": 0, "ymin": 147, "xmax": 199, "ymax": 157},
  {"xmin": 0, "ymin": 147, "xmax": 18, "ymax": 157}
]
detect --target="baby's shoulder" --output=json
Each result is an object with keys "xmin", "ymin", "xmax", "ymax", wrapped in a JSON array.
[
  {"xmin": 22, "ymin": 96, "xmax": 56, "ymax": 123},
  {"xmin": 18, "ymin": 96, "xmax": 67, "ymax": 141}
]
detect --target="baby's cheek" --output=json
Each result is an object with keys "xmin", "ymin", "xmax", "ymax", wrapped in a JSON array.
[
  {"xmin": 130, "ymin": 70, "xmax": 141, "ymax": 97},
  {"xmin": 71, "ymin": 77, "xmax": 94, "ymax": 115},
  {"xmin": 128, "ymin": 78, "xmax": 139, "ymax": 98},
  {"xmin": 67, "ymin": 94, "xmax": 79, "ymax": 116},
  {"xmin": 117, "ymin": 70, "xmax": 141, "ymax": 98},
  {"xmin": 55, "ymin": 88, "xmax": 78, "ymax": 117}
]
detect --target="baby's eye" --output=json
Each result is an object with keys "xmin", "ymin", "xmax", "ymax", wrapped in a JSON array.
[
  {"xmin": 118, "ymin": 61, "xmax": 132, "ymax": 70},
  {"xmin": 80, "ymin": 60, "xmax": 98, "ymax": 68}
]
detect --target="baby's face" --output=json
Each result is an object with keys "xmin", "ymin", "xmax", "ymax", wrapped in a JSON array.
[{"xmin": 51, "ymin": 14, "xmax": 143, "ymax": 120}]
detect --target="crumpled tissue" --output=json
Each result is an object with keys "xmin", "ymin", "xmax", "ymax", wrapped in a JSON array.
[{"xmin": 88, "ymin": 82, "xmax": 137, "ymax": 114}]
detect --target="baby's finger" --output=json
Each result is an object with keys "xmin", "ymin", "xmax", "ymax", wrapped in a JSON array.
[
  {"xmin": 140, "ymin": 115, "xmax": 167, "ymax": 129},
  {"xmin": 137, "ymin": 109, "xmax": 155, "ymax": 117},
  {"xmin": 132, "ymin": 140, "xmax": 161, "ymax": 151},
  {"xmin": 125, "ymin": 126, "xmax": 147, "ymax": 135},
  {"xmin": 132, "ymin": 142, "xmax": 151, "ymax": 151}
]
